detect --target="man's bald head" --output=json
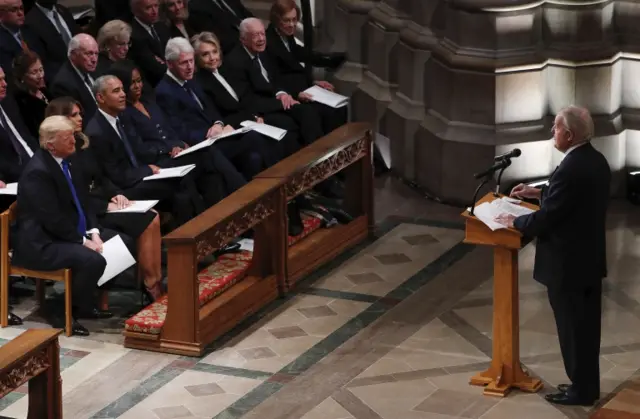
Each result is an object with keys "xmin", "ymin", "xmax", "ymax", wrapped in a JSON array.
[
  {"xmin": 552, "ymin": 105, "xmax": 594, "ymax": 153},
  {"xmin": 68, "ymin": 34, "xmax": 99, "ymax": 73}
]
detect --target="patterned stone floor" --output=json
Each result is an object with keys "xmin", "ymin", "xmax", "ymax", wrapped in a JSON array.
[{"xmin": 0, "ymin": 175, "xmax": 639, "ymax": 419}]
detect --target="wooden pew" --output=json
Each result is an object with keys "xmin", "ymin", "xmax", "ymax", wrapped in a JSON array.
[
  {"xmin": 123, "ymin": 123, "xmax": 373, "ymax": 356},
  {"xmin": 0, "ymin": 329, "xmax": 63, "ymax": 418}
]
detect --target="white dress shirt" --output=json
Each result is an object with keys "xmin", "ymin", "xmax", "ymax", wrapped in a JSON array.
[
  {"xmin": 564, "ymin": 141, "xmax": 587, "ymax": 156},
  {"xmin": 35, "ymin": 4, "xmax": 72, "ymax": 41},
  {"xmin": 134, "ymin": 16, "xmax": 156, "ymax": 39},
  {"xmin": 99, "ymin": 109, "xmax": 120, "ymax": 136},
  {"xmin": 212, "ymin": 69, "xmax": 239, "ymax": 101},
  {"xmin": 50, "ymin": 154, "xmax": 99, "ymax": 241},
  {"xmin": 71, "ymin": 62, "xmax": 95, "ymax": 99},
  {"xmin": 0, "ymin": 105, "xmax": 34, "ymax": 157}
]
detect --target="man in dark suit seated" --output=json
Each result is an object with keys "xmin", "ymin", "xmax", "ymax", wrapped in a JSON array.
[
  {"xmin": 24, "ymin": 0, "xmax": 79, "ymax": 82},
  {"xmin": 12, "ymin": 116, "xmax": 130, "ymax": 336},
  {"xmin": 129, "ymin": 0, "xmax": 170, "ymax": 86},
  {"xmin": 265, "ymin": 0, "xmax": 347, "ymax": 135},
  {"xmin": 188, "ymin": 0, "xmax": 252, "ymax": 54},
  {"xmin": 86, "ymin": 75, "xmax": 221, "ymax": 224},
  {"xmin": 0, "ymin": 0, "xmax": 45, "ymax": 75},
  {"xmin": 155, "ymin": 37, "xmax": 275, "ymax": 180},
  {"xmin": 496, "ymin": 106, "xmax": 611, "ymax": 407},
  {"xmin": 221, "ymin": 18, "xmax": 324, "ymax": 147},
  {"xmin": 50, "ymin": 34, "xmax": 99, "ymax": 119}
]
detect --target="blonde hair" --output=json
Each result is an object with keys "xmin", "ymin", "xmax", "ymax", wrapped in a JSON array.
[
  {"xmin": 39, "ymin": 116, "xmax": 75, "ymax": 149},
  {"xmin": 97, "ymin": 20, "xmax": 132, "ymax": 51},
  {"xmin": 190, "ymin": 31, "xmax": 222, "ymax": 66}
]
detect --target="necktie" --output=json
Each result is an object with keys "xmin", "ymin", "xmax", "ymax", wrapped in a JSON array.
[
  {"xmin": 115, "ymin": 118, "xmax": 139, "ymax": 167},
  {"xmin": 253, "ymin": 55, "xmax": 269, "ymax": 83},
  {"xmin": 52, "ymin": 9, "xmax": 71, "ymax": 46},
  {"xmin": 215, "ymin": 0, "xmax": 238, "ymax": 17},
  {"xmin": 150, "ymin": 24, "xmax": 160, "ymax": 42},
  {"xmin": 15, "ymin": 31, "xmax": 29, "ymax": 51},
  {"xmin": 0, "ymin": 106, "xmax": 30, "ymax": 165},
  {"xmin": 61, "ymin": 159, "xmax": 87, "ymax": 236},
  {"xmin": 184, "ymin": 84, "xmax": 203, "ymax": 110}
]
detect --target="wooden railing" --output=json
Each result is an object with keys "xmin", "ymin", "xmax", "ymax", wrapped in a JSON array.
[
  {"xmin": 124, "ymin": 123, "xmax": 373, "ymax": 356},
  {"xmin": 0, "ymin": 329, "xmax": 63, "ymax": 418}
]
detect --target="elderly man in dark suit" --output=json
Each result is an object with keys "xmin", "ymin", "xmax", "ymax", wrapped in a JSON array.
[
  {"xmin": 24, "ymin": 0, "xmax": 78, "ymax": 80},
  {"xmin": 12, "ymin": 116, "xmax": 132, "ymax": 336},
  {"xmin": 0, "ymin": 0, "xmax": 44, "ymax": 75},
  {"xmin": 50, "ymin": 34, "xmax": 99, "ymax": 118},
  {"xmin": 221, "ymin": 18, "xmax": 323, "ymax": 147},
  {"xmin": 496, "ymin": 106, "xmax": 611, "ymax": 406},
  {"xmin": 129, "ymin": 0, "xmax": 171, "ymax": 86}
]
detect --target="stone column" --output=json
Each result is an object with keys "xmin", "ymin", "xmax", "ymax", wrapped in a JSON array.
[{"xmin": 332, "ymin": 0, "xmax": 382, "ymax": 94}]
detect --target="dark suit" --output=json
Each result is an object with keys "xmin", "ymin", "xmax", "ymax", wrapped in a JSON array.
[
  {"xmin": 50, "ymin": 60, "xmax": 98, "ymax": 118},
  {"xmin": 155, "ymin": 73, "xmax": 273, "ymax": 177},
  {"xmin": 265, "ymin": 24, "xmax": 347, "ymax": 135},
  {"xmin": 128, "ymin": 19, "xmax": 170, "ymax": 87},
  {"xmin": 196, "ymin": 68, "xmax": 301, "ymax": 158},
  {"xmin": 12, "ymin": 149, "xmax": 126, "ymax": 313},
  {"xmin": 13, "ymin": 88, "xmax": 50, "ymax": 139},
  {"xmin": 24, "ymin": 4, "xmax": 79, "ymax": 81},
  {"xmin": 0, "ymin": 25, "xmax": 44, "ymax": 76},
  {"xmin": 514, "ymin": 142, "xmax": 610, "ymax": 401},
  {"xmin": 188, "ymin": 0, "xmax": 251, "ymax": 54},
  {"xmin": 168, "ymin": 21, "xmax": 195, "ymax": 39},
  {"xmin": 0, "ymin": 97, "xmax": 37, "ymax": 183},
  {"xmin": 221, "ymin": 45, "xmax": 323, "ymax": 145}
]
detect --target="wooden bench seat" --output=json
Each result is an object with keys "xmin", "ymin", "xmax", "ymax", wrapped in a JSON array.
[
  {"xmin": 123, "ymin": 123, "xmax": 372, "ymax": 356},
  {"xmin": 124, "ymin": 215, "xmax": 322, "ymax": 335}
]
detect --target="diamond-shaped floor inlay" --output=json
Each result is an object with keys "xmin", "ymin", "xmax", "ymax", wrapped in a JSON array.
[
  {"xmin": 402, "ymin": 234, "xmax": 438, "ymax": 246},
  {"xmin": 297, "ymin": 305, "xmax": 338, "ymax": 318},
  {"xmin": 152, "ymin": 405, "xmax": 194, "ymax": 419},
  {"xmin": 374, "ymin": 253, "xmax": 412, "ymax": 265},
  {"xmin": 413, "ymin": 389, "xmax": 497, "ymax": 418},
  {"xmin": 239, "ymin": 346, "xmax": 278, "ymax": 360},
  {"xmin": 268, "ymin": 325, "xmax": 309, "ymax": 339},
  {"xmin": 184, "ymin": 382, "xmax": 225, "ymax": 397},
  {"xmin": 347, "ymin": 272, "xmax": 385, "ymax": 285}
]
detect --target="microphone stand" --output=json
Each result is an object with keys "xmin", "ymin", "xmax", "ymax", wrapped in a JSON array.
[
  {"xmin": 469, "ymin": 173, "xmax": 491, "ymax": 216},
  {"xmin": 494, "ymin": 158, "xmax": 511, "ymax": 197}
]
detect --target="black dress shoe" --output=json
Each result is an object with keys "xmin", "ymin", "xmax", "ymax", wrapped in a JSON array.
[
  {"xmin": 214, "ymin": 242, "xmax": 241, "ymax": 258},
  {"xmin": 544, "ymin": 391, "xmax": 597, "ymax": 406},
  {"xmin": 71, "ymin": 320, "xmax": 90, "ymax": 336},
  {"xmin": 287, "ymin": 202, "xmax": 304, "ymax": 237},
  {"xmin": 7, "ymin": 312, "xmax": 22, "ymax": 326},
  {"xmin": 557, "ymin": 383, "xmax": 571, "ymax": 393},
  {"xmin": 75, "ymin": 308, "xmax": 114, "ymax": 320}
]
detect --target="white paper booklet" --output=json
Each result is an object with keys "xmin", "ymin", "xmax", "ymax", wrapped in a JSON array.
[
  {"xmin": 471, "ymin": 197, "xmax": 535, "ymax": 231},
  {"xmin": 240, "ymin": 120, "xmax": 286, "ymax": 141},
  {"xmin": 0, "ymin": 183, "xmax": 17, "ymax": 195},
  {"xmin": 107, "ymin": 200, "xmax": 159, "ymax": 213},
  {"xmin": 238, "ymin": 238, "xmax": 254, "ymax": 252},
  {"xmin": 97, "ymin": 235, "xmax": 136, "ymax": 286},
  {"xmin": 174, "ymin": 127, "xmax": 250, "ymax": 158},
  {"xmin": 143, "ymin": 164, "xmax": 196, "ymax": 181},
  {"xmin": 303, "ymin": 85, "xmax": 349, "ymax": 108}
]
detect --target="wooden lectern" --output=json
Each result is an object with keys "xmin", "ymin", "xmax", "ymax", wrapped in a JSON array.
[{"xmin": 461, "ymin": 193, "xmax": 543, "ymax": 397}]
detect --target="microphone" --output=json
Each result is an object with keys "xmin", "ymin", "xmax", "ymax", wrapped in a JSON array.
[
  {"xmin": 494, "ymin": 148, "xmax": 521, "ymax": 161},
  {"xmin": 474, "ymin": 158, "xmax": 512, "ymax": 179}
]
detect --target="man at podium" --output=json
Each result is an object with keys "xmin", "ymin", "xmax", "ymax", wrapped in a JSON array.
[{"xmin": 495, "ymin": 106, "xmax": 610, "ymax": 406}]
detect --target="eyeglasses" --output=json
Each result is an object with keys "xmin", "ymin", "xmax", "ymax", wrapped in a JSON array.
[
  {"xmin": 281, "ymin": 17, "xmax": 298, "ymax": 24},
  {"xmin": 26, "ymin": 67, "xmax": 45, "ymax": 76}
]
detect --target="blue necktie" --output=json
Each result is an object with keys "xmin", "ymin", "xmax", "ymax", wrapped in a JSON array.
[
  {"xmin": 184, "ymin": 83, "xmax": 203, "ymax": 110},
  {"xmin": 61, "ymin": 159, "xmax": 87, "ymax": 236},
  {"xmin": 115, "ymin": 118, "xmax": 139, "ymax": 167}
]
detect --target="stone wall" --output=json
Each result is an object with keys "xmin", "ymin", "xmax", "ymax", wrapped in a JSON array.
[{"xmin": 324, "ymin": 0, "xmax": 640, "ymax": 203}]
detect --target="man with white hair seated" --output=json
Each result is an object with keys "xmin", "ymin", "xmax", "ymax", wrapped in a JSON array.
[
  {"xmin": 50, "ymin": 33, "xmax": 99, "ymax": 118},
  {"xmin": 12, "ymin": 116, "xmax": 134, "ymax": 336},
  {"xmin": 496, "ymin": 106, "xmax": 611, "ymax": 406}
]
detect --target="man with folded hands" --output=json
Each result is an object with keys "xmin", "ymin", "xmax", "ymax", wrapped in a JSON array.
[{"xmin": 12, "ymin": 115, "xmax": 134, "ymax": 336}]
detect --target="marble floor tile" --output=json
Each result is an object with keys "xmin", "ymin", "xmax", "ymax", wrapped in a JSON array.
[{"xmin": 300, "ymin": 397, "xmax": 354, "ymax": 419}]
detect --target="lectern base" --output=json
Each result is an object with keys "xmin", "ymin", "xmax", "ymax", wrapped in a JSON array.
[{"xmin": 470, "ymin": 364, "xmax": 543, "ymax": 397}]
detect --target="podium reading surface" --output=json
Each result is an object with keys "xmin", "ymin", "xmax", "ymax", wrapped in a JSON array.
[{"xmin": 461, "ymin": 193, "xmax": 543, "ymax": 397}]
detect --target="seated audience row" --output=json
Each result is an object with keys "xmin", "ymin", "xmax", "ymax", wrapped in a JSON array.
[{"xmin": 0, "ymin": 0, "xmax": 349, "ymax": 335}]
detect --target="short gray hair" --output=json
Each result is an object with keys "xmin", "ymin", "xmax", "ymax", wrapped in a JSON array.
[
  {"xmin": 239, "ymin": 17, "xmax": 263, "ymax": 38},
  {"xmin": 67, "ymin": 33, "xmax": 97, "ymax": 57},
  {"xmin": 92, "ymin": 75, "xmax": 120, "ymax": 97},
  {"xmin": 165, "ymin": 37, "xmax": 193, "ymax": 62},
  {"xmin": 97, "ymin": 20, "xmax": 132, "ymax": 51},
  {"xmin": 557, "ymin": 105, "xmax": 594, "ymax": 142},
  {"xmin": 39, "ymin": 116, "xmax": 75, "ymax": 148}
]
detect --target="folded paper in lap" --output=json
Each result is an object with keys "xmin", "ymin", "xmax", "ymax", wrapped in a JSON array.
[
  {"xmin": 107, "ymin": 200, "xmax": 159, "ymax": 213},
  {"xmin": 240, "ymin": 120, "xmax": 286, "ymax": 140},
  {"xmin": 143, "ymin": 164, "xmax": 196, "ymax": 180},
  {"xmin": 173, "ymin": 127, "xmax": 251, "ymax": 158},
  {"xmin": 0, "ymin": 183, "xmax": 17, "ymax": 195},
  {"xmin": 97, "ymin": 235, "xmax": 136, "ymax": 286},
  {"xmin": 303, "ymin": 85, "xmax": 349, "ymax": 108}
]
